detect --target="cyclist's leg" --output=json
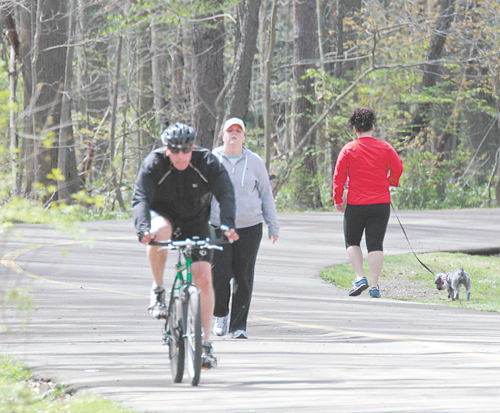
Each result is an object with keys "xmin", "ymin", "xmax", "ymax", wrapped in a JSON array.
[
  {"xmin": 176, "ymin": 221, "xmax": 215, "ymax": 340},
  {"xmin": 147, "ymin": 212, "xmax": 173, "ymax": 287},
  {"xmin": 191, "ymin": 260, "xmax": 214, "ymax": 342},
  {"xmin": 229, "ymin": 223, "xmax": 262, "ymax": 334}
]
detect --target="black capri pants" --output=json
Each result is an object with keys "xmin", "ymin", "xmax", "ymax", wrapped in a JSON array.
[{"xmin": 344, "ymin": 203, "xmax": 390, "ymax": 252}]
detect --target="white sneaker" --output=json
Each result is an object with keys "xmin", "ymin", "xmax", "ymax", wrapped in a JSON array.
[
  {"xmin": 202, "ymin": 341, "xmax": 218, "ymax": 369},
  {"xmin": 213, "ymin": 315, "xmax": 229, "ymax": 336},
  {"xmin": 232, "ymin": 330, "xmax": 248, "ymax": 339},
  {"xmin": 148, "ymin": 286, "xmax": 167, "ymax": 319}
]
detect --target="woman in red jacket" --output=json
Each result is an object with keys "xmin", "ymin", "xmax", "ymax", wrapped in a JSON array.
[{"xmin": 333, "ymin": 107, "xmax": 403, "ymax": 298}]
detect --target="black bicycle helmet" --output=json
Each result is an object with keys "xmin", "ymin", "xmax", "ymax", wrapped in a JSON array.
[{"xmin": 160, "ymin": 122, "xmax": 196, "ymax": 146}]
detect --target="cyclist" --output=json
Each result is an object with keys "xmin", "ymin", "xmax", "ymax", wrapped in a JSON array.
[{"xmin": 132, "ymin": 122, "xmax": 239, "ymax": 368}]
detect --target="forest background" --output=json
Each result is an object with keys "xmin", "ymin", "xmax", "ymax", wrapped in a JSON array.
[{"xmin": 1, "ymin": 0, "xmax": 499, "ymax": 227}]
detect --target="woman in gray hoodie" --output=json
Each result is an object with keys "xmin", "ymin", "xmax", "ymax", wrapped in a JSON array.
[{"xmin": 210, "ymin": 118, "xmax": 280, "ymax": 339}]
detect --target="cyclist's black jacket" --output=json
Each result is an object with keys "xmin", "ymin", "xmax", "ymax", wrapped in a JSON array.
[{"xmin": 132, "ymin": 146, "xmax": 236, "ymax": 238}]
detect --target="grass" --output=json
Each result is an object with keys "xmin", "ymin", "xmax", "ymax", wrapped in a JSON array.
[
  {"xmin": 0, "ymin": 356, "xmax": 134, "ymax": 413},
  {"xmin": 321, "ymin": 252, "xmax": 500, "ymax": 312}
]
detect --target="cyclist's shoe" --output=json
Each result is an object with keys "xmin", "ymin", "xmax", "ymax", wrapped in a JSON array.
[
  {"xmin": 369, "ymin": 285, "xmax": 381, "ymax": 298},
  {"xmin": 149, "ymin": 286, "xmax": 167, "ymax": 319},
  {"xmin": 231, "ymin": 330, "xmax": 248, "ymax": 339},
  {"xmin": 201, "ymin": 341, "xmax": 218, "ymax": 369},
  {"xmin": 348, "ymin": 277, "xmax": 368, "ymax": 296},
  {"xmin": 213, "ymin": 315, "xmax": 229, "ymax": 336}
]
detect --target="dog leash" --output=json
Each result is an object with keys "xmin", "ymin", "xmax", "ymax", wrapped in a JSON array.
[{"xmin": 390, "ymin": 202, "xmax": 435, "ymax": 275}]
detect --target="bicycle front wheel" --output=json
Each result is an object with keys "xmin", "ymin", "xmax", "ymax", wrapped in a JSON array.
[
  {"xmin": 166, "ymin": 291, "xmax": 184, "ymax": 383},
  {"xmin": 183, "ymin": 284, "xmax": 202, "ymax": 386}
]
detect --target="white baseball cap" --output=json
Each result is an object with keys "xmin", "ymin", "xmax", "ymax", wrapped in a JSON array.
[{"xmin": 223, "ymin": 118, "xmax": 246, "ymax": 133}]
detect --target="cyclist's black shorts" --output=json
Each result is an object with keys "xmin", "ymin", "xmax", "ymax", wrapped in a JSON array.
[
  {"xmin": 344, "ymin": 203, "xmax": 390, "ymax": 252},
  {"xmin": 151, "ymin": 211, "xmax": 212, "ymax": 263}
]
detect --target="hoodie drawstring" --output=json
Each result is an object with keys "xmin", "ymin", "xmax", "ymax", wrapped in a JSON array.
[{"xmin": 218, "ymin": 150, "xmax": 247, "ymax": 187}]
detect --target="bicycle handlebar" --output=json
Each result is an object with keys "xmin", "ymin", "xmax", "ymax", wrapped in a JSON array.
[
  {"xmin": 149, "ymin": 237, "xmax": 230, "ymax": 251},
  {"xmin": 148, "ymin": 224, "xmax": 234, "ymax": 251}
]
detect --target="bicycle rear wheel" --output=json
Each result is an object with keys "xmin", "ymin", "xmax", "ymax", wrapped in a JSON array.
[
  {"xmin": 183, "ymin": 285, "xmax": 202, "ymax": 386},
  {"xmin": 166, "ymin": 291, "xmax": 184, "ymax": 383}
]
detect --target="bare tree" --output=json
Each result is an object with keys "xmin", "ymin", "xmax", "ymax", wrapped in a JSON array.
[
  {"xmin": 3, "ymin": 6, "xmax": 22, "ymax": 194},
  {"xmin": 137, "ymin": 20, "xmax": 154, "ymax": 152},
  {"xmin": 57, "ymin": 0, "xmax": 80, "ymax": 202},
  {"xmin": 75, "ymin": 0, "xmax": 110, "ymax": 119},
  {"xmin": 407, "ymin": 0, "xmax": 457, "ymax": 141},
  {"xmin": 109, "ymin": 36, "xmax": 126, "ymax": 211},
  {"xmin": 291, "ymin": 0, "xmax": 321, "ymax": 208},
  {"xmin": 151, "ymin": 16, "xmax": 168, "ymax": 128},
  {"xmin": 191, "ymin": 2, "xmax": 225, "ymax": 149},
  {"xmin": 224, "ymin": 0, "xmax": 261, "ymax": 123},
  {"xmin": 18, "ymin": 0, "xmax": 79, "ymax": 201},
  {"xmin": 263, "ymin": 0, "xmax": 278, "ymax": 170}
]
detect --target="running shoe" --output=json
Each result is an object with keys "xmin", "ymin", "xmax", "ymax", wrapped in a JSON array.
[
  {"xmin": 213, "ymin": 315, "xmax": 229, "ymax": 336},
  {"xmin": 232, "ymin": 330, "xmax": 248, "ymax": 339},
  {"xmin": 202, "ymin": 341, "xmax": 218, "ymax": 369},
  {"xmin": 369, "ymin": 285, "xmax": 381, "ymax": 298},
  {"xmin": 148, "ymin": 286, "xmax": 167, "ymax": 319},
  {"xmin": 348, "ymin": 277, "xmax": 368, "ymax": 296}
]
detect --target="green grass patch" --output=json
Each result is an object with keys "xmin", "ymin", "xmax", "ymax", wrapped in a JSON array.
[
  {"xmin": 0, "ymin": 356, "xmax": 134, "ymax": 413},
  {"xmin": 321, "ymin": 252, "xmax": 500, "ymax": 312}
]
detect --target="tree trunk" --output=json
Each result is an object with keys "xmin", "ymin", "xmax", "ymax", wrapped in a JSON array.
[
  {"xmin": 76, "ymin": 0, "xmax": 109, "ymax": 118},
  {"xmin": 18, "ymin": 1, "xmax": 34, "ymax": 197},
  {"xmin": 57, "ymin": 0, "xmax": 80, "ymax": 202},
  {"xmin": 110, "ymin": 36, "xmax": 126, "ymax": 212},
  {"xmin": 19, "ymin": 0, "xmax": 70, "ymax": 202},
  {"xmin": 407, "ymin": 0, "xmax": 457, "ymax": 141},
  {"xmin": 191, "ymin": 3, "xmax": 225, "ymax": 149},
  {"xmin": 292, "ymin": 0, "xmax": 322, "ymax": 209},
  {"xmin": 151, "ymin": 17, "xmax": 168, "ymax": 129},
  {"xmin": 170, "ymin": 27, "xmax": 189, "ymax": 122},
  {"xmin": 138, "ymin": 23, "xmax": 154, "ymax": 152},
  {"xmin": 4, "ymin": 9, "xmax": 21, "ymax": 195},
  {"xmin": 334, "ymin": 0, "xmax": 346, "ymax": 78},
  {"xmin": 224, "ymin": 0, "xmax": 261, "ymax": 123},
  {"xmin": 263, "ymin": 0, "xmax": 278, "ymax": 171}
]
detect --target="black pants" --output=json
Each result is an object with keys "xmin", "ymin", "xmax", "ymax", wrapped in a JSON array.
[
  {"xmin": 212, "ymin": 223, "xmax": 263, "ymax": 332},
  {"xmin": 344, "ymin": 203, "xmax": 390, "ymax": 252}
]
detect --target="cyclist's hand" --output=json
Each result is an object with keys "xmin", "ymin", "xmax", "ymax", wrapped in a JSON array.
[
  {"xmin": 225, "ymin": 228, "xmax": 239, "ymax": 242},
  {"xmin": 269, "ymin": 235, "xmax": 279, "ymax": 244},
  {"xmin": 139, "ymin": 231, "xmax": 156, "ymax": 244},
  {"xmin": 335, "ymin": 202, "xmax": 345, "ymax": 213}
]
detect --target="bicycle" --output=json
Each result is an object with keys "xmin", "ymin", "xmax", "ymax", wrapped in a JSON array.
[{"xmin": 149, "ymin": 232, "xmax": 228, "ymax": 386}]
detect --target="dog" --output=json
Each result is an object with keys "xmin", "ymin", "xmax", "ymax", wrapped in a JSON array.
[{"xmin": 434, "ymin": 266, "xmax": 471, "ymax": 301}]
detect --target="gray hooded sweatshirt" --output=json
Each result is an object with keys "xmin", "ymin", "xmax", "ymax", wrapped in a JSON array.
[{"xmin": 210, "ymin": 146, "xmax": 280, "ymax": 237}]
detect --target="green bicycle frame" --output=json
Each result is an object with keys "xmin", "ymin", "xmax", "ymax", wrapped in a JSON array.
[{"xmin": 174, "ymin": 249, "xmax": 192, "ymax": 290}]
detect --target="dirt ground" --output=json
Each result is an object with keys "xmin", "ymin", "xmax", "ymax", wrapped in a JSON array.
[{"xmin": 380, "ymin": 278, "xmax": 441, "ymax": 300}]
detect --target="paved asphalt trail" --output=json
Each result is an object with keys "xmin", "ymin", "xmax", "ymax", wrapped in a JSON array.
[{"xmin": 1, "ymin": 209, "xmax": 500, "ymax": 412}]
